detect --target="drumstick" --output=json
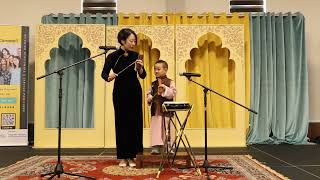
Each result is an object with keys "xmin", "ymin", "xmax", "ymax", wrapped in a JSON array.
[{"xmin": 158, "ymin": 78, "xmax": 162, "ymax": 95}]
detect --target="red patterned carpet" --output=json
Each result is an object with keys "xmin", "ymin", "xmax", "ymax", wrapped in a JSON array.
[{"xmin": 0, "ymin": 155, "xmax": 288, "ymax": 180}]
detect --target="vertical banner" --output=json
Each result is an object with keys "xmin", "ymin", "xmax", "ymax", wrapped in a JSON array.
[{"xmin": 0, "ymin": 26, "xmax": 29, "ymax": 146}]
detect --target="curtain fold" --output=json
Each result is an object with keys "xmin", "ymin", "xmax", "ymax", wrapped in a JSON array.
[
  {"xmin": 42, "ymin": 13, "xmax": 117, "ymax": 24},
  {"xmin": 42, "ymin": 13, "xmax": 116, "ymax": 128},
  {"xmin": 118, "ymin": 13, "xmax": 251, "ymax": 129},
  {"xmin": 247, "ymin": 12, "xmax": 309, "ymax": 144}
]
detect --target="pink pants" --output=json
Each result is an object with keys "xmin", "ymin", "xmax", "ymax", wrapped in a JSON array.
[{"xmin": 150, "ymin": 115, "xmax": 175, "ymax": 147}]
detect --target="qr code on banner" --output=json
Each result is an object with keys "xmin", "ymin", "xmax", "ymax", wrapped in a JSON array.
[{"xmin": 1, "ymin": 113, "xmax": 16, "ymax": 127}]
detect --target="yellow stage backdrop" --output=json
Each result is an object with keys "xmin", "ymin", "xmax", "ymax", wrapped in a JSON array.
[
  {"xmin": 118, "ymin": 13, "xmax": 251, "ymax": 128},
  {"xmin": 34, "ymin": 13, "xmax": 251, "ymax": 148},
  {"xmin": 176, "ymin": 24, "xmax": 246, "ymax": 146},
  {"xmin": 118, "ymin": 13, "xmax": 251, "ymax": 147},
  {"xmin": 35, "ymin": 25, "xmax": 105, "ymax": 148}
]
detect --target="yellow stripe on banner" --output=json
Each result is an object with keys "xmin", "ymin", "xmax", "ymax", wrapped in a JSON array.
[{"xmin": 0, "ymin": 26, "xmax": 22, "ymax": 44}]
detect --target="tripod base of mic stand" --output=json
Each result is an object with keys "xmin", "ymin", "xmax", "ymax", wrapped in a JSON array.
[
  {"xmin": 202, "ymin": 160, "xmax": 232, "ymax": 179},
  {"xmin": 203, "ymin": 159, "xmax": 233, "ymax": 170},
  {"xmin": 41, "ymin": 163, "xmax": 96, "ymax": 180}
]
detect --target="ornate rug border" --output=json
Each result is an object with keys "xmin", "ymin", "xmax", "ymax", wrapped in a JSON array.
[{"xmin": 0, "ymin": 155, "xmax": 289, "ymax": 180}]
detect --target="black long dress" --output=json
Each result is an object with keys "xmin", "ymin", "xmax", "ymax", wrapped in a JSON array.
[{"xmin": 101, "ymin": 48, "xmax": 146, "ymax": 159}]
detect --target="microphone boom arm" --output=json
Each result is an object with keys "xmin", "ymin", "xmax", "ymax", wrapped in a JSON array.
[
  {"xmin": 186, "ymin": 77, "xmax": 257, "ymax": 114},
  {"xmin": 37, "ymin": 51, "xmax": 107, "ymax": 80}
]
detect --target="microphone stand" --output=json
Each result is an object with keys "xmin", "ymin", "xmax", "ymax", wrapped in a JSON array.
[
  {"xmin": 184, "ymin": 76, "xmax": 257, "ymax": 179},
  {"xmin": 37, "ymin": 50, "xmax": 113, "ymax": 180}
]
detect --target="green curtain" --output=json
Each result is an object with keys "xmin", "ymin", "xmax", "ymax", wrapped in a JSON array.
[
  {"xmin": 42, "ymin": 13, "xmax": 116, "ymax": 128},
  {"xmin": 42, "ymin": 13, "xmax": 117, "ymax": 24},
  {"xmin": 247, "ymin": 12, "xmax": 309, "ymax": 144}
]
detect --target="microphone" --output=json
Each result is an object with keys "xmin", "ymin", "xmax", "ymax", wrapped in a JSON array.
[
  {"xmin": 99, "ymin": 46, "xmax": 117, "ymax": 51},
  {"xmin": 179, "ymin": 72, "xmax": 201, "ymax": 77}
]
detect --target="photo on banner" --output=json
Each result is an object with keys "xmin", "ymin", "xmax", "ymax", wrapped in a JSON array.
[{"xmin": 0, "ymin": 25, "xmax": 29, "ymax": 146}]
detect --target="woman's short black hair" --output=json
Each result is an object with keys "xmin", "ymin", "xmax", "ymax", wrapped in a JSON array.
[{"xmin": 117, "ymin": 28, "xmax": 137, "ymax": 45}]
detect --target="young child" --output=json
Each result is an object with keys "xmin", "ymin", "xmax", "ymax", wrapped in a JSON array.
[{"xmin": 147, "ymin": 60, "xmax": 176, "ymax": 154}]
